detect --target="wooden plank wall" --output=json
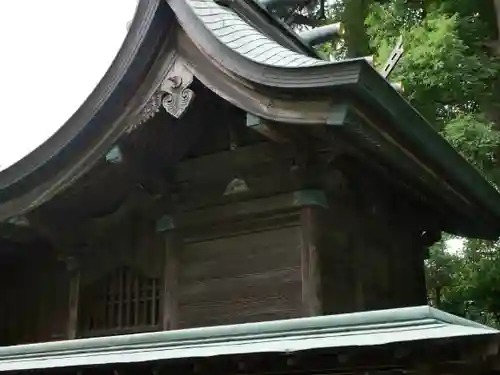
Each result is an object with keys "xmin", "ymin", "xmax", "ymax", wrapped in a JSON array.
[
  {"xmin": 0, "ymin": 221, "xmax": 306, "ymax": 344},
  {"xmin": 0, "ymin": 192, "xmax": 429, "ymax": 344},
  {"xmin": 0, "ymin": 253, "xmax": 69, "ymax": 345},
  {"xmin": 318, "ymin": 193, "xmax": 428, "ymax": 314},
  {"xmin": 177, "ymin": 226, "xmax": 303, "ymax": 327}
]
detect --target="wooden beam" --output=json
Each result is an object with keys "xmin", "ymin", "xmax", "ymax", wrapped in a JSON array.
[
  {"xmin": 159, "ymin": 221, "xmax": 179, "ymax": 330},
  {"xmin": 246, "ymin": 114, "xmax": 291, "ymax": 144},
  {"xmin": 174, "ymin": 192, "xmax": 300, "ymax": 229},
  {"xmin": 63, "ymin": 256, "xmax": 80, "ymax": 339},
  {"xmin": 176, "ymin": 142, "xmax": 296, "ymax": 182},
  {"xmin": 300, "ymin": 206, "xmax": 322, "ymax": 316},
  {"xmin": 297, "ymin": 190, "xmax": 327, "ymax": 316}
]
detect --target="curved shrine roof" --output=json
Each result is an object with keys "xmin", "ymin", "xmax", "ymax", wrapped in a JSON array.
[
  {"xmin": 186, "ymin": 0, "xmax": 326, "ymax": 67},
  {"xmin": 0, "ymin": 0, "xmax": 500, "ymax": 239}
]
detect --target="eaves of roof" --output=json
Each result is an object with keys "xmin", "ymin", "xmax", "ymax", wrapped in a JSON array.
[
  {"xmin": 0, "ymin": 306, "xmax": 496, "ymax": 372},
  {"xmin": 169, "ymin": 0, "xmax": 500, "ymax": 237},
  {"xmin": 0, "ymin": 0, "xmax": 318, "ymax": 220},
  {"xmin": 0, "ymin": 0, "xmax": 499, "ymax": 240},
  {"xmin": 0, "ymin": 0, "xmax": 173, "ymax": 218},
  {"xmin": 354, "ymin": 64, "xmax": 500, "ymax": 238}
]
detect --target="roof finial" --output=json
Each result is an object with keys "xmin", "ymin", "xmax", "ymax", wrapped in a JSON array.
[
  {"xmin": 298, "ymin": 23, "xmax": 344, "ymax": 46},
  {"xmin": 381, "ymin": 35, "xmax": 404, "ymax": 79}
]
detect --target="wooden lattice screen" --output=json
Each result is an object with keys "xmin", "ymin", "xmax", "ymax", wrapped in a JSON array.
[{"xmin": 78, "ymin": 266, "xmax": 161, "ymax": 336}]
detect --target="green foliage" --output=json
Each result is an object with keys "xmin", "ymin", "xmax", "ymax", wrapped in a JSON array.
[
  {"xmin": 425, "ymin": 238, "xmax": 500, "ymax": 327},
  {"xmin": 442, "ymin": 114, "xmax": 500, "ymax": 183},
  {"xmin": 366, "ymin": 3, "xmax": 500, "ymax": 125},
  {"xmin": 322, "ymin": 0, "xmax": 500, "ymax": 327}
]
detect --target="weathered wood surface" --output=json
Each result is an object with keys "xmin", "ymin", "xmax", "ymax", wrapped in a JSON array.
[
  {"xmin": 318, "ymin": 182, "xmax": 429, "ymax": 314},
  {"xmin": 0, "ymin": 252, "xmax": 69, "ymax": 345},
  {"xmin": 175, "ymin": 193, "xmax": 300, "ymax": 229},
  {"xmin": 66, "ymin": 259, "xmax": 80, "ymax": 340},
  {"xmin": 178, "ymin": 226, "xmax": 303, "ymax": 327},
  {"xmin": 161, "ymin": 231, "xmax": 179, "ymax": 330},
  {"xmin": 300, "ymin": 206, "xmax": 322, "ymax": 316}
]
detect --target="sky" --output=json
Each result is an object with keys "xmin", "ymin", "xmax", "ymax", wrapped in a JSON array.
[
  {"xmin": 447, "ymin": 237, "xmax": 464, "ymax": 255},
  {"xmin": 0, "ymin": 0, "xmax": 138, "ymax": 171}
]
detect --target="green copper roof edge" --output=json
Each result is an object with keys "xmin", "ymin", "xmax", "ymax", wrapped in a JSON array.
[
  {"xmin": 0, "ymin": 306, "xmax": 495, "ymax": 357},
  {"xmin": 294, "ymin": 189, "xmax": 328, "ymax": 208},
  {"xmin": 427, "ymin": 306, "xmax": 494, "ymax": 330},
  {"xmin": 1, "ymin": 320, "xmax": 439, "ymax": 361},
  {"xmin": 357, "ymin": 65, "xmax": 500, "ymax": 231},
  {"xmin": 326, "ymin": 102, "xmax": 351, "ymax": 126}
]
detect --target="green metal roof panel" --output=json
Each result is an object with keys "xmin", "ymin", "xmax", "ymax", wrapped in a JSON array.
[{"xmin": 0, "ymin": 306, "xmax": 496, "ymax": 372}]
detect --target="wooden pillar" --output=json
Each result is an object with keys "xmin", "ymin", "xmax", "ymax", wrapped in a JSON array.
[
  {"xmin": 296, "ymin": 190, "xmax": 326, "ymax": 317},
  {"xmin": 157, "ymin": 215, "xmax": 179, "ymax": 330},
  {"xmin": 352, "ymin": 239, "xmax": 365, "ymax": 312},
  {"xmin": 64, "ymin": 256, "xmax": 80, "ymax": 339},
  {"xmin": 410, "ymin": 243, "xmax": 429, "ymax": 306}
]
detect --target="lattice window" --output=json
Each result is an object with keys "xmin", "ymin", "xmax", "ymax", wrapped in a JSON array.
[{"xmin": 79, "ymin": 266, "xmax": 161, "ymax": 336}]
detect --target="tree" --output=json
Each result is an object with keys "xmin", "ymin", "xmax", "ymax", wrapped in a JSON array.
[
  {"xmin": 425, "ymin": 236, "xmax": 458, "ymax": 309},
  {"xmin": 311, "ymin": 0, "xmax": 500, "ymax": 325},
  {"xmin": 425, "ymin": 238, "xmax": 500, "ymax": 327}
]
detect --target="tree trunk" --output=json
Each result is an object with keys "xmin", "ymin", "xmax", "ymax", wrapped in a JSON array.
[
  {"xmin": 342, "ymin": 0, "xmax": 371, "ymax": 57},
  {"xmin": 434, "ymin": 286, "xmax": 442, "ymax": 308}
]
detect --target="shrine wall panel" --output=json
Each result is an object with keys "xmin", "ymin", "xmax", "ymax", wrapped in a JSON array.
[
  {"xmin": 318, "ymin": 193, "xmax": 428, "ymax": 315},
  {"xmin": 0, "ymin": 253, "xmax": 69, "ymax": 345},
  {"xmin": 178, "ymin": 226, "xmax": 303, "ymax": 327}
]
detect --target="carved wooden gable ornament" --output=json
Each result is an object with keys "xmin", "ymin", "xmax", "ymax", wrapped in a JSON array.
[{"xmin": 127, "ymin": 58, "xmax": 195, "ymax": 133}]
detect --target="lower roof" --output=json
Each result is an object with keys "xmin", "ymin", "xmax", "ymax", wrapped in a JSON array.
[{"xmin": 0, "ymin": 306, "xmax": 496, "ymax": 372}]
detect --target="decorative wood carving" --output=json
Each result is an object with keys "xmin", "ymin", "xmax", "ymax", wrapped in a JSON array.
[
  {"xmin": 126, "ymin": 92, "xmax": 164, "ymax": 133},
  {"xmin": 160, "ymin": 59, "xmax": 195, "ymax": 119},
  {"xmin": 6, "ymin": 215, "xmax": 30, "ymax": 227},
  {"xmin": 224, "ymin": 177, "xmax": 249, "ymax": 196},
  {"xmin": 126, "ymin": 59, "xmax": 195, "ymax": 133}
]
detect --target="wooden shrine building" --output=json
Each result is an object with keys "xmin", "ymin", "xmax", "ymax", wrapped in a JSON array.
[{"xmin": 1, "ymin": 0, "xmax": 500, "ymax": 373}]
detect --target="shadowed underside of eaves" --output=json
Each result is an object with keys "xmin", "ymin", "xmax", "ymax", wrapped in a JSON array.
[{"xmin": 0, "ymin": 0, "xmax": 499, "ymax": 239}]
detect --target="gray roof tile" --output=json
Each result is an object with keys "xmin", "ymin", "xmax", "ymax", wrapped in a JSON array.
[{"xmin": 187, "ymin": 0, "xmax": 328, "ymax": 67}]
